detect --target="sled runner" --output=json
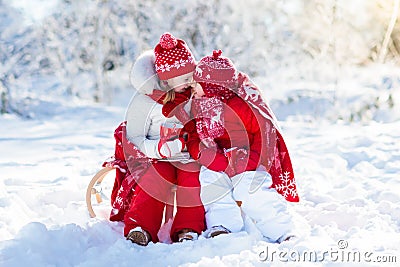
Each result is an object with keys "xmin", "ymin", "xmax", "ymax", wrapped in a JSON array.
[
  {"xmin": 86, "ymin": 166, "xmax": 176, "ymax": 221},
  {"xmin": 86, "ymin": 166, "xmax": 115, "ymax": 218}
]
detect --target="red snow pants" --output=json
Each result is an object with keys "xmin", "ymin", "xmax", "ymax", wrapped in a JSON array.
[{"xmin": 124, "ymin": 160, "xmax": 205, "ymax": 242}]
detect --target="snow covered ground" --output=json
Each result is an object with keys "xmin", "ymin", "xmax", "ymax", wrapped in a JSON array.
[{"xmin": 1, "ymin": 67, "xmax": 400, "ymax": 266}]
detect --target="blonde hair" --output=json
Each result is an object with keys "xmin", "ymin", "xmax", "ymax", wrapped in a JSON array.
[{"xmin": 163, "ymin": 90, "xmax": 175, "ymax": 104}]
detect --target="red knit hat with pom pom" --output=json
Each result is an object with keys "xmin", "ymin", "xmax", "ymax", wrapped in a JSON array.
[
  {"xmin": 193, "ymin": 50, "xmax": 237, "ymax": 88},
  {"xmin": 154, "ymin": 32, "xmax": 196, "ymax": 80}
]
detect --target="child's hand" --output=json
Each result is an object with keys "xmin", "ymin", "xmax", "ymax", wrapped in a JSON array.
[{"xmin": 193, "ymin": 82, "xmax": 204, "ymax": 99}]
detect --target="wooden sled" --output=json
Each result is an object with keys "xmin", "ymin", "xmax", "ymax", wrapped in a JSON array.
[
  {"xmin": 86, "ymin": 166, "xmax": 115, "ymax": 218},
  {"xmin": 86, "ymin": 166, "xmax": 176, "ymax": 221}
]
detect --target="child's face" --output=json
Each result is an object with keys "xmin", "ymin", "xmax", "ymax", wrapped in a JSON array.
[
  {"xmin": 164, "ymin": 72, "xmax": 194, "ymax": 93},
  {"xmin": 193, "ymin": 83, "xmax": 205, "ymax": 99}
]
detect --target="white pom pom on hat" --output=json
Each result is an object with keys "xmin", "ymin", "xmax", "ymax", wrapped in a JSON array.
[{"xmin": 130, "ymin": 50, "xmax": 161, "ymax": 95}]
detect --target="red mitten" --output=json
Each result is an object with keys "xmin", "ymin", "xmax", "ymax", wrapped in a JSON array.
[{"xmin": 198, "ymin": 147, "xmax": 228, "ymax": 172}]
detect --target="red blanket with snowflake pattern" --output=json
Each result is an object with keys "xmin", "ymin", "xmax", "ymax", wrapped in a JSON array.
[{"xmin": 236, "ymin": 73, "xmax": 299, "ymax": 202}]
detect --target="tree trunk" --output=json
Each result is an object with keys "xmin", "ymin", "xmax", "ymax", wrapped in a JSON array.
[
  {"xmin": 1, "ymin": 80, "xmax": 9, "ymax": 114},
  {"xmin": 378, "ymin": 0, "xmax": 400, "ymax": 63}
]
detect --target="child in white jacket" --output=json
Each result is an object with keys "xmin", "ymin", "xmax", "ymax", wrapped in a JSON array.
[{"xmin": 121, "ymin": 33, "xmax": 204, "ymax": 246}]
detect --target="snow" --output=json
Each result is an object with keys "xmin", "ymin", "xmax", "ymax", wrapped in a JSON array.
[{"xmin": 1, "ymin": 65, "xmax": 400, "ymax": 266}]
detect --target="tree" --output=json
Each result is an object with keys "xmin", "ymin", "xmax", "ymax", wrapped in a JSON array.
[{"xmin": 0, "ymin": 3, "xmax": 36, "ymax": 116}]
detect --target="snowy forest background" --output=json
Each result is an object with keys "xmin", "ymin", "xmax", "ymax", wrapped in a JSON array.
[{"xmin": 1, "ymin": 0, "xmax": 400, "ymax": 122}]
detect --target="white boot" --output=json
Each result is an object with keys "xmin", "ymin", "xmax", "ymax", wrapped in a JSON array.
[{"xmin": 232, "ymin": 170, "xmax": 295, "ymax": 242}]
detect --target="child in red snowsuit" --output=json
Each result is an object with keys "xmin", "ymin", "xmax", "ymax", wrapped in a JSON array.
[
  {"xmin": 108, "ymin": 33, "xmax": 205, "ymax": 246},
  {"xmin": 163, "ymin": 50, "xmax": 299, "ymax": 242}
]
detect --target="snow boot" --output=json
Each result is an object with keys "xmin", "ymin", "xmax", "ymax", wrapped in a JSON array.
[
  {"xmin": 208, "ymin": 225, "xmax": 231, "ymax": 238},
  {"xmin": 277, "ymin": 234, "xmax": 297, "ymax": 243},
  {"xmin": 178, "ymin": 228, "xmax": 199, "ymax": 242},
  {"xmin": 126, "ymin": 226, "xmax": 151, "ymax": 246}
]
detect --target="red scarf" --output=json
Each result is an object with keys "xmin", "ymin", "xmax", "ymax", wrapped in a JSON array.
[
  {"xmin": 191, "ymin": 82, "xmax": 238, "ymax": 146},
  {"xmin": 147, "ymin": 89, "xmax": 167, "ymax": 104},
  {"xmin": 191, "ymin": 96, "xmax": 225, "ymax": 142}
]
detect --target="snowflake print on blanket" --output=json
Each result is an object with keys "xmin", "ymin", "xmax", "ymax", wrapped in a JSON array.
[{"xmin": 274, "ymin": 171, "xmax": 298, "ymax": 200}]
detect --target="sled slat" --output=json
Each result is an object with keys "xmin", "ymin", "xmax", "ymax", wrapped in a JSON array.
[{"xmin": 86, "ymin": 167, "xmax": 115, "ymax": 218}]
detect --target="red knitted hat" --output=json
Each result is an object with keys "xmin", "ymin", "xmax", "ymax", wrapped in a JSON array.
[
  {"xmin": 193, "ymin": 50, "xmax": 237, "ymax": 88},
  {"xmin": 154, "ymin": 32, "xmax": 196, "ymax": 80}
]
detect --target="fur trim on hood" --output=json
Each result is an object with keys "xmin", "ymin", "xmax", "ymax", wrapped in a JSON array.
[{"xmin": 129, "ymin": 50, "xmax": 163, "ymax": 95}]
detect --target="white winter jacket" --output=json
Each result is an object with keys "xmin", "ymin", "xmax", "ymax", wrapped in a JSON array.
[{"xmin": 125, "ymin": 50, "xmax": 189, "ymax": 161}]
